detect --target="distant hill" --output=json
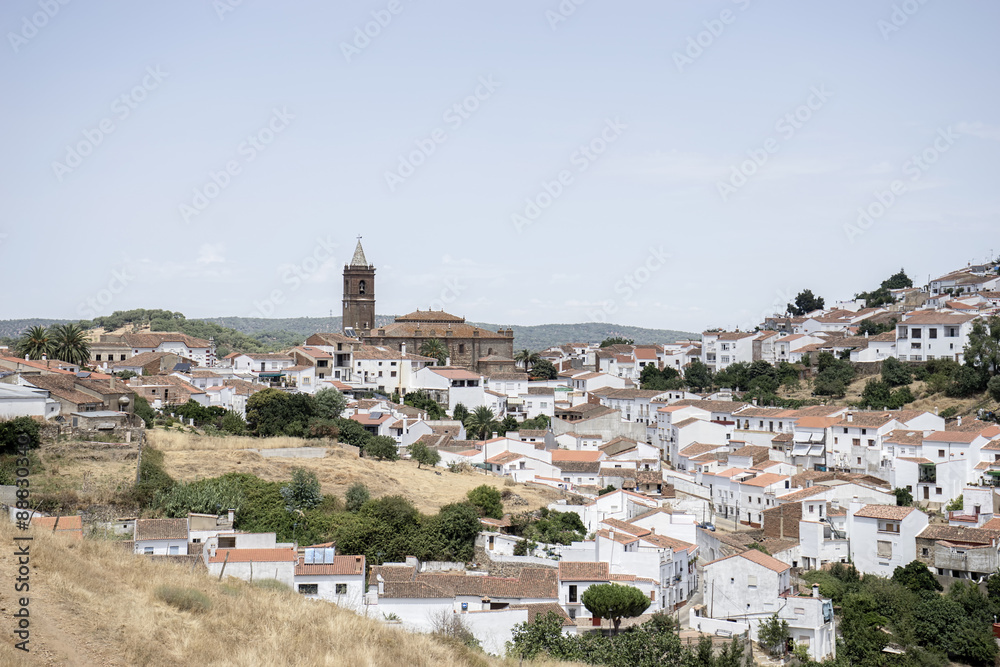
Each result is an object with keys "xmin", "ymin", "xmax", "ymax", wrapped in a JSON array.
[
  {"xmin": 203, "ymin": 316, "xmax": 698, "ymax": 350},
  {"xmin": 0, "ymin": 315, "xmax": 698, "ymax": 352}
]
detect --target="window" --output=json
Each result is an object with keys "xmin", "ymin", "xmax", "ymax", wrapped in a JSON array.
[
  {"xmin": 853, "ymin": 438, "xmax": 860, "ymax": 447},
  {"xmin": 391, "ymin": 371, "xmax": 397, "ymax": 377},
  {"xmin": 938, "ymin": 450, "xmax": 945, "ymax": 458},
  {"xmin": 568, "ymin": 585, "xmax": 578, "ymax": 603},
  {"xmin": 121, "ymin": 354, "xmax": 126, "ymax": 360},
  {"xmin": 857, "ymin": 457, "xmax": 862, "ymax": 465},
  {"xmin": 358, "ymin": 280, "xmax": 366, "ymax": 295},
  {"xmin": 868, "ymin": 439, "xmax": 875, "ymax": 447},
  {"xmin": 169, "ymin": 546, "xmax": 180, "ymax": 555},
  {"xmin": 912, "ymin": 328, "xmax": 922, "ymax": 339},
  {"xmin": 144, "ymin": 547, "xmax": 153, "ymax": 554},
  {"xmin": 96, "ymin": 354, "xmax": 102, "ymax": 361},
  {"xmin": 929, "ymin": 328, "xmax": 937, "ymax": 339},
  {"xmin": 747, "ymin": 575, "xmax": 757, "ymax": 587},
  {"xmin": 922, "ymin": 548, "xmax": 929, "ymax": 557},
  {"xmin": 936, "ymin": 487, "xmax": 942, "ymax": 495},
  {"xmin": 877, "ymin": 541, "xmax": 892, "ymax": 558},
  {"xmin": 298, "ymin": 584, "xmax": 318, "ymax": 595},
  {"xmin": 335, "ymin": 583, "xmax": 348, "ymax": 595},
  {"xmin": 219, "ymin": 536, "xmax": 236, "ymax": 548}
]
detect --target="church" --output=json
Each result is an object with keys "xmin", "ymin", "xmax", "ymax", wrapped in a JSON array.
[{"xmin": 342, "ymin": 239, "xmax": 517, "ymax": 375}]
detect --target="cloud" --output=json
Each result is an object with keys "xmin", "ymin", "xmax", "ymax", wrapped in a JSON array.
[{"xmin": 196, "ymin": 244, "xmax": 226, "ymax": 265}]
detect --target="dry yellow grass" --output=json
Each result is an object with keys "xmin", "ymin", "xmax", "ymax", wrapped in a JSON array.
[
  {"xmin": 152, "ymin": 431, "xmax": 566, "ymax": 515},
  {"xmin": 148, "ymin": 430, "xmax": 316, "ymax": 451},
  {"xmin": 0, "ymin": 523, "xmax": 585, "ymax": 666}
]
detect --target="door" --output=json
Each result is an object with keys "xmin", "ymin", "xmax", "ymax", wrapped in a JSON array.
[{"xmin": 923, "ymin": 486, "xmax": 929, "ymax": 500}]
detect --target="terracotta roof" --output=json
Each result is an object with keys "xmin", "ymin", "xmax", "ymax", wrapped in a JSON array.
[
  {"xmin": 30, "ymin": 515, "xmax": 83, "ymax": 536},
  {"xmin": 835, "ymin": 412, "xmax": 899, "ymax": 428},
  {"xmin": 925, "ymin": 430, "xmax": 984, "ymax": 444},
  {"xmin": 853, "ymin": 505, "xmax": 917, "ymax": 520},
  {"xmin": 485, "ymin": 451, "xmax": 523, "ymax": 465},
  {"xmin": 884, "ymin": 430, "xmax": 925, "ymax": 446},
  {"xmin": 394, "ymin": 310, "xmax": 465, "ymax": 323},
  {"xmin": 208, "ymin": 548, "xmax": 297, "ymax": 563},
  {"xmin": 898, "ymin": 457, "xmax": 933, "ymax": 465},
  {"xmin": 295, "ymin": 554, "xmax": 365, "ymax": 576},
  {"xmin": 672, "ymin": 399, "xmax": 748, "ymax": 413},
  {"xmin": 560, "ymin": 460, "xmax": 601, "ymax": 474},
  {"xmin": 369, "ymin": 565, "xmax": 416, "ymax": 582},
  {"xmin": 511, "ymin": 603, "xmax": 575, "ymax": 627},
  {"xmin": 777, "ymin": 487, "xmax": 829, "ymax": 502},
  {"xmin": 558, "ymin": 561, "xmax": 610, "ymax": 582},
  {"xmin": 135, "ymin": 518, "xmax": 188, "ymax": 541},
  {"xmin": 795, "ymin": 416, "xmax": 842, "ymax": 428},
  {"xmin": 705, "ymin": 548, "xmax": 790, "ymax": 573},
  {"xmin": 902, "ymin": 310, "xmax": 976, "ymax": 325},
  {"xmin": 679, "ymin": 443, "xmax": 724, "ymax": 458},
  {"xmin": 918, "ymin": 525, "xmax": 1000, "ymax": 544},
  {"xmin": 740, "ymin": 473, "xmax": 788, "ymax": 488},
  {"xmin": 551, "ymin": 450, "xmax": 603, "ymax": 462}
]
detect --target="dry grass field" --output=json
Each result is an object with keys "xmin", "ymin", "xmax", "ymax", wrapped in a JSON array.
[
  {"xmin": 150, "ymin": 430, "xmax": 568, "ymax": 515},
  {"xmin": 0, "ymin": 522, "xmax": 585, "ymax": 666}
]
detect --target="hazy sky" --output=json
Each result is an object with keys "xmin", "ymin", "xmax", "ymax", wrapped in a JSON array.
[{"xmin": 2, "ymin": 1, "xmax": 998, "ymax": 333}]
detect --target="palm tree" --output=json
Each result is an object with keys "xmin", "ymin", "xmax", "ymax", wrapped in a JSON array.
[
  {"xmin": 50, "ymin": 323, "xmax": 91, "ymax": 366},
  {"xmin": 466, "ymin": 406, "xmax": 497, "ymax": 441},
  {"xmin": 515, "ymin": 349, "xmax": 540, "ymax": 373},
  {"xmin": 14, "ymin": 326, "xmax": 53, "ymax": 360},
  {"xmin": 419, "ymin": 338, "xmax": 449, "ymax": 366}
]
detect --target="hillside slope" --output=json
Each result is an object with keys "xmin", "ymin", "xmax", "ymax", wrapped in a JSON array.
[{"xmin": 0, "ymin": 522, "xmax": 580, "ymax": 666}]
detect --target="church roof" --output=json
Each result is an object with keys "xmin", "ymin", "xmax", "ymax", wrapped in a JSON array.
[
  {"xmin": 393, "ymin": 310, "xmax": 466, "ymax": 323},
  {"xmin": 350, "ymin": 239, "xmax": 368, "ymax": 267}
]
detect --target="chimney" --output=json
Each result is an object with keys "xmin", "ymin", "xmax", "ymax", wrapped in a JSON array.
[
  {"xmin": 491, "ymin": 431, "xmax": 498, "ymax": 440},
  {"xmin": 812, "ymin": 583, "xmax": 820, "ymax": 598},
  {"xmin": 957, "ymin": 415, "xmax": 963, "ymax": 427},
  {"xmin": 227, "ymin": 509, "xmax": 235, "ymax": 524},
  {"xmin": 41, "ymin": 354, "xmax": 47, "ymax": 361},
  {"xmin": 401, "ymin": 343, "xmax": 406, "ymax": 355},
  {"xmin": 445, "ymin": 356, "xmax": 451, "ymax": 366},
  {"xmin": 377, "ymin": 574, "xmax": 385, "ymax": 595},
  {"xmin": 846, "ymin": 412, "xmax": 853, "ymax": 423}
]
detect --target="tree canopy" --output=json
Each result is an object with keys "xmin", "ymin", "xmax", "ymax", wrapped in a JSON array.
[
  {"xmin": 787, "ymin": 289, "xmax": 825, "ymax": 316},
  {"xmin": 581, "ymin": 583, "xmax": 651, "ymax": 635}
]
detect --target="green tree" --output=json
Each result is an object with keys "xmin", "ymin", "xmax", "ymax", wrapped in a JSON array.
[
  {"xmin": 133, "ymin": 394, "xmax": 156, "ymax": 428},
  {"xmin": 515, "ymin": 349, "xmax": 540, "ymax": 373},
  {"xmin": 881, "ymin": 357, "xmax": 913, "ymax": 387},
  {"xmin": 14, "ymin": 325, "xmax": 53, "ymax": 360},
  {"xmin": 0, "ymin": 416, "xmax": 41, "ymax": 455},
  {"xmin": 892, "ymin": 560, "xmax": 942, "ymax": 593},
  {"xmin": 989, "ymin": 375, "xmax": 1000, "ymax": 403},
  {"xmin": 452, "ymin": 403, "xmax": 469, "ymax": 423},
  {"xmin": 684, "ymin": 360, "xmax": 713, "ymax": 391},
  {"xmin": 757, "ymin": 613, "xmax": 790, "ymax": 657},
  {"xmin": 408, "ymin": 441, "xmax": 440, "ymax": 469},
  {"xmin": 364, "ymin": 435, "xmax": 399, "ymax": 461},
  {"xmin": 466, "ymin": 406, "xmax": 498, "ymax": 441},
  {"xmin": 419, "ymin": 338, "xmax": 449, "ymax": 365},
  {"xmin": 600, "ymin": 337, "xmax": 634, "ymax": 347},
  {"xmin": 581, "ymin": 583, "xmax": 651, "ymax": 635},
  {"xmin": 813, "ymin": 352, "xmax": 855, "ymax": 397},
  {"xmin": 964, "ymin": 315, "xmax": 1000, "ymax": 379},
  {"xmin": 418, "ymin": 502, "xmax": 481, "ymax": 562},
  {"xmin": 50, "ymin": 323, "xmax": 91, "ymax": 366},
  {"xmin": 893, "ymin": 487, "xmax": 913, "ymax": 507},
  {"xmin": 280, "ymin": 467, "xmax": 322, "ymax": 512},
  {"xmin": 345, "ymin": 482, "xmax": 370, "ymax": 512},
  {"xmin": 334, "ymin": 417, "xmax": 372, "ymax": 448},
  {"xmin": 313, "ymin": 387, "xmax": 348, "ymax": 420},
  {"xmin": 466, "ymin": 484, "xmax": 503, "ymax": 519},
  {"xmin": 946, "ymin": 494, "xmax": 963, "ymax": 512},
  {"xmin": 498, "ymin": 415, "xmax": 518, "ymax": 435},
  {"xmin": 507, "ymin": 611, "xmax": 567, "ymax": 660},
  {"xmin": 787, "ymin": 289, "xmax": 824, "ymax": 316},
  {"xmin": 529, "ymin": 359, "xmax": 558, "ymax": 380},
  {"xmin": 403, "ymin": 391, "xmax": 445, "ymax": 420},
  {"xmin": 246, "ymin": 389, "xmax": 293, "ymax": 436}
]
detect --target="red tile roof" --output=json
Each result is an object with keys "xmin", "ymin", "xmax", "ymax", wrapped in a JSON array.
[{"xmin": 208, "ymin": 548, "xmax": 297, "ymax": 563}]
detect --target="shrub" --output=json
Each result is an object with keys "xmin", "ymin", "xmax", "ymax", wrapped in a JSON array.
[
  {"xmin": 345, "ymin": 483, "xmax": 370, "ymax": 512},
  {"xmin": 0, "ymin": 416, "xmax": 41, "ymax": 454},
  {"xmin": 467, "ymin": 485, "xmax": 504, "ymax": 519},
  {"xmin": 155, "ymin": 586, "xmax": 212, "ymax": 613}
]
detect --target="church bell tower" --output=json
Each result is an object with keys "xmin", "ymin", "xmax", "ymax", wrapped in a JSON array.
[{"xmin": 343, "ymin": 238, "xmax": 375, "ymax": 334}]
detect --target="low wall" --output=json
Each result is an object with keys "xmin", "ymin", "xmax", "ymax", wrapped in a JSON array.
[
  {"xmin": 663, "ymin": 471, "xmax": 710, "ymax": 500},
  {"xmin": 251, "ymin": 447, "xmax": 328, "ymax": 459},
  {"xmin": 688, "ymin": 611, "xmax": 750, "ymax": 638}
]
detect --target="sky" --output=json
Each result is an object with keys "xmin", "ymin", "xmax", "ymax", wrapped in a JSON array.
[{"xmin": 1, "ymin": 1, "xmax": 998, "ymax": 334}]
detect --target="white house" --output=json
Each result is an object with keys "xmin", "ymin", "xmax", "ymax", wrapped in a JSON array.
[
  {"xmin": 847, "ymin": 504, "xmax": 929, "ymax": 577},
  {"xmin": 294, "ymin": 545, "xmax": 366, "ymax": 612},
  {"xmin": 207, "ymin": 547, "xmax": 298, "ymax": 588},
  {"xmin": 0, "ymin": 384, "xmax": 60, "ymax": 419},
  {"xmin": 896, "ymin": 310, "xmax": 978, "ymax": 363},
  {"xmin": 134, "ymin": 518, "xmax": 188, "ymax": 555},
  {"xmin": 413, "ymin": 367, "xmax": 485, "ymax": 413}
]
